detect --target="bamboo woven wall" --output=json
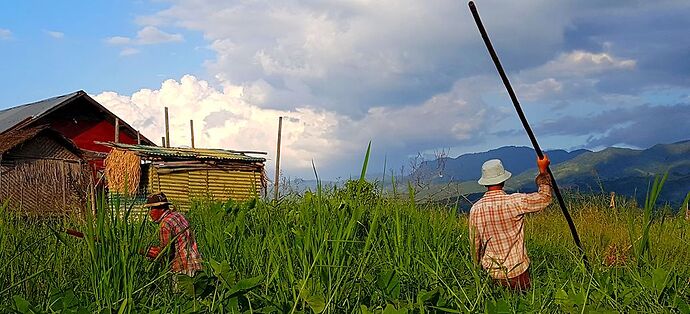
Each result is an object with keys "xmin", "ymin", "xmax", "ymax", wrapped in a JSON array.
[
  {"xmin": 0, "ymin": 135, "xmax": 89, "ymax": 215},
  {"xmin": 147, "ymin": 165, "xmax": 263, "ymax": 210}
]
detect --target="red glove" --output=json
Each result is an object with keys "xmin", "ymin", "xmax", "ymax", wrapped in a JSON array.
[{"xmin": 537, "ymin": 154, "xmax": 550, "ymax": 174}]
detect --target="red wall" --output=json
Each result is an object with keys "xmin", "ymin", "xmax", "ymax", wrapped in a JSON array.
[
  {"xmin": 51, "ymin": 119, "xmax": 138, "ymax": 153},
  {"xmin": 30, "ymin": 97, "xmax": 143, "ymax": 171}
]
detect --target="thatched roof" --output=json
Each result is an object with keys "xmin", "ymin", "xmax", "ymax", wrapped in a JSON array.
[{"xmin": 0, "ymin": 125, "xmax": 82, "ymax": 157}]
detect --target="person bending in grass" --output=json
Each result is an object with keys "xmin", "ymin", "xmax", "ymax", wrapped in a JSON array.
[
  {"xmin": 469, "ymin": 155, "xmax": 551, "ymax": 291},
  {"xmin": 144, "ymin": 193, "xmax": 203, "ymax": 282}
]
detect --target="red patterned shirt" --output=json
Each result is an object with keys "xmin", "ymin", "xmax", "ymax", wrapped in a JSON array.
[
  {"xmin": 159, "ymin": 211, "xmax": 203, "ymax": 276},
  {"xmin": 469, "ymin": 173, "xmax": 552, "ymax": 279}
]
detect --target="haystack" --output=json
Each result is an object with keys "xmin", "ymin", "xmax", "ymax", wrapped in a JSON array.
[{"xmin": 104, "ymin": 149, "xmax": 141, "ymax": 195}]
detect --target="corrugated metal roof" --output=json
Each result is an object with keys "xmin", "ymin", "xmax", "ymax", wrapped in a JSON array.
[
  {"xmin": 0, "ymin": 91, "xmax": 155, "ymax": 145},
  {"xmin": 0, "ymin": 92, "xmax": 81, "ymax": 134},
  {"xmin": 103, "ymin": 142, "xmax": 267, "ymax": 162}
]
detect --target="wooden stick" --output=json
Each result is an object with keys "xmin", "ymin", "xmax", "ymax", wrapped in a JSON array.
[
  {"xmin": 114, "ymin": 118, "xmax": 120, "ymax": 143},
  {"xmin": 469, "ymin": 1, "xmax": 589, "ymax": 269},
  {"xmin": 274, "ymin": 116, "xmax": 283, "ymax": 201},
  {"xmin": 137, "ymin": 131, "xmax": 141, "ymax": 145},
  {"xmin": 161, "ymin": 137, "xmax": 166, "ymax": 147},
  {"xmin": 190, "ymin": 120, "xmax": 195, "ymax": 148},
  {"xmin": 164, "ymin": 107, "xmax": 170, "ymax": 148}
]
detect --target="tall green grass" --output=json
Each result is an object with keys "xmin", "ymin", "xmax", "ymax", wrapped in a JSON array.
[{"xmin": 1, "ymin": 162, "xmax": 690, "ymax": 313}]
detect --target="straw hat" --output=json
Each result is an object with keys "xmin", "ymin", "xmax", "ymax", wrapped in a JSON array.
[
  {"xmin": 144, "ymin": 192, "xmax": 171, "ymax": 208},
  {"xmin": 478, "ymin": 159, "xmax": 512, "ymax": 186}
]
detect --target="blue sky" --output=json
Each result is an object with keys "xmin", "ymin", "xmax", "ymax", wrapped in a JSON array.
[{"xmin": 1, "ymin": 0, "xmax": 689, "ymax": 179}]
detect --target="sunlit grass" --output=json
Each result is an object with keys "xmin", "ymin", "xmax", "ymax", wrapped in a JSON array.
[{"xmin": 1, "ymin": 168, "xmax": 689, "ymax": 312}]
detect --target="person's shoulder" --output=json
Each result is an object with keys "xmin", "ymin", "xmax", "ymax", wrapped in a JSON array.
[
  {"xmin": 469, "ymin": 198, "xmax": 486, "ymax": 216},
  {"xmin": 507, "ymin": 192, "xmax": 526, "ymax": 199}
]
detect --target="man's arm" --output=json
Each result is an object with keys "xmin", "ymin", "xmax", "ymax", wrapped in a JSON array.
[
  {"xmin": 146, "ymin": 221, "xmax": 171, "ymax": 259},
  {"xmin": 519, "ymin": 155, "xmax": 553, "ymax": 214}
]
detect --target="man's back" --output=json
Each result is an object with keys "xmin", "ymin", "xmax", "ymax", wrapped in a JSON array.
[
  {"xmin": 469, "ymin": 175, "xmax": 551, "ymax": 279},
  {"xmin": 160, "ymin": 211, "xmax": 203, "ymax": 276}
]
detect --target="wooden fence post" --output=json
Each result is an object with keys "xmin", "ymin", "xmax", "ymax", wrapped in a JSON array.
[
  {"xmin": 164, "ymin": 107, "xmax": 170, "ymax": 148},
  {"xmin": 274, "ymin": 116, "xmax": 283, "ymax": 202},
  {"xmin": 190, "ymin": 120, "xmax": 195, "ymax": 148},
  {"xmin": 114, "ymin": 118, "xmax": 120, "ymax": 143}
]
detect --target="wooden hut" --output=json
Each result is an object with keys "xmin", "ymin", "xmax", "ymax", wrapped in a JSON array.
[
  {"xmin": 0, "ymin": 90, "xmax": 155, "ymax": 173},
  {"xmin": 0, "ymin": 126, "xmax": 90, "ymax": 215},
  {"xmin": 101, "ymin": 142, "xmax": 266, "ymax": 210}
]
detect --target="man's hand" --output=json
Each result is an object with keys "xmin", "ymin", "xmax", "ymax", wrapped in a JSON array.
[{"xmin": 537, "ymin": 154, "xmax": 550, "ymax": 174}]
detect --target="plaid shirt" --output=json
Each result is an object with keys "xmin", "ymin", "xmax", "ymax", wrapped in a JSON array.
[
  {"xmin": 469, "ymin": 173, "xmax": 552, "ymax": 279},
  {"xmin": 159, "ymin": 211, "xmax": 203, "ymax": 276}
]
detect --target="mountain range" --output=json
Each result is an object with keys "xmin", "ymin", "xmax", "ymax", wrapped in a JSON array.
[{"xmin": 413, "ymin": 141, "xmax": 690, "ymax": 205}]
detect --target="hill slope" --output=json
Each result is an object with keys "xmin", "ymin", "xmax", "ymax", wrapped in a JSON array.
[
  {"xmin": 413, "ymin": 146, "xmax": 589, "ymax": 183},
  {"xmin": 508, "ymin": 140, "xmax": 690, "ymax": 204}
]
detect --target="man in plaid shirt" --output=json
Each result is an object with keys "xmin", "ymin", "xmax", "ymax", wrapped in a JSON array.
[
  {"xmin": 469, "ymin": 156, "xmax": 551, "ymax": 290},
  {"xmin": 144, "ymin": 193, "xmax": 203, "ymax": 278}
]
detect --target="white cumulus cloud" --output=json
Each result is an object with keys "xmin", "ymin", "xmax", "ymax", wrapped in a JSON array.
[
  {"xmin": 94, "ymin": 75, "xmax": 489, "ymax": 178},
  {"xmin": 106, "ymin": 26, "xmax": 183, "ymax": 46}
]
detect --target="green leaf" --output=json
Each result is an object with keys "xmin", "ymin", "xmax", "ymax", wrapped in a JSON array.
[
  {"xmin": 652, "ymin": 267, "xmax": 669, "ymax": 295},
  {"xmin": 554, "ymin": 289, "xmax": 569, "ymax": 306},
  {"xmin": 233, "ymin": 275, "xmax": 263, "ymax": 291},
  {"xmin": 13, "ymin": 295, "xmax": 33, "ymax": 314},
  {"xmin": 382, "ymin": 304, "xmax": 407, "ymax": 314},
  {"xmin": 376, "ymin": 270, "xmax": 401, "ymax": 299},
  {"xmin": 210, "ymin": 259, "xmax": 235, "ymax": 288},
  {"xmin": 675, "ymin": 296, "xmax": 690, "ymax": 314},
  {"xmin": 359, "ymin": 141, "xmax": 372, "ymax": 182},
  {"xmin": 117, "ymin": 298, "xmax": 128, "ymax": 314},
  {"xmin": 416, "ymin": 288, "xmax": 440, "ymax": 305},
  {"xmin": 304, "ymin": 293, "xmax": 326, "ymax": 313}
]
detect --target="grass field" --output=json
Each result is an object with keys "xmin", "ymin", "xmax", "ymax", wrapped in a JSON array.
[{"xmin": 1, "ymin": 173, "xmax": 689, "ymax": 313}]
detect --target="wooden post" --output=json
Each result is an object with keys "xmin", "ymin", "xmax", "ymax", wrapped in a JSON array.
[
  {"xmin": 161, "ymin": 137, "xmax": 166, "ymax": 147},
  {"xmin": 164, "ymin": 107, "xmax": 170, "ymax": 148},
  {"xmin": 609, "ymin": 192, "xmax": 616, "ymax": 209},
  {"xmin": 190, "ymin": 120, "xmax": 195, "ymax": 148},
  {"xmin": 274, "ymin": 116, "xmax": 283, "ymax": 201},
  {"xmin": 136, "ymin": 131, "xmax": 141, "ymax": 145},
  {"xmin": 114, "ymin": 118, "xmax": 120, "ymax": 143}
]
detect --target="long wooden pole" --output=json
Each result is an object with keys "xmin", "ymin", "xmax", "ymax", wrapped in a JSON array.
[
  {"xmin": 114, "ymin": 118, "xmax": 120, "ymax": 143},
  {"xmin": 164, "ymin": 107, "xmax": 170, "ymax": 148},
  {"xmin": 468, "ymin": 1, "xmax": 589, "ymax": 269},
  {"xmin": 274, "ymin": 116, "xmax": 283, "ymax": 201},
  {"xmin": 190, "ymin": 120, "xmax": 195, "ymax": 148}
]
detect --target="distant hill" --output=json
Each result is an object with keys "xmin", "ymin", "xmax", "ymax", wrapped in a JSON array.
[
  {"xmin": 508, "ymin": 140, "xmax": 690, "ymax": 204},
  {"xmin": 412, "ymin": 146, "xmax": 590, "ymax": 183}
]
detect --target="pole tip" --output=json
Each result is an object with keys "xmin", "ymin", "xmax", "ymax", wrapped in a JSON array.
[{"xmin": 468, "ymin": 1, "xmax": 475, "ymax": 8}]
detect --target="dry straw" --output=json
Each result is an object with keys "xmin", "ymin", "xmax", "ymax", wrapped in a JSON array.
[{"xmin": 104, "ymin": 149, "xmax": 141, "ymax": 195}]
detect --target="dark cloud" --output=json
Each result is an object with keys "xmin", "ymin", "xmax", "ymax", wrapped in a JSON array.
[
  {"xmin": 536, "ymin": 103, "xmax": 690, "ymax": 148},
  {"xmin": 563, "ymin": 3, "xmax": 690, "ymax": 93}
]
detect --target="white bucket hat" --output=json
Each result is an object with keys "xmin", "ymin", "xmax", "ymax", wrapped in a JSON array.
[{"xmin": 478, "ymin": 159, "xmax": 512, "ymax": 186}]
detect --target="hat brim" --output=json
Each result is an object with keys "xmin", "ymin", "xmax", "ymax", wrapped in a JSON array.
[
  {"xmin": 477, "ymin": 171, "xmax": 512, "ymax": 186},
  {"xmin": 143, "ymin": 201, "xmax": 171, "ymax": 208}
]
